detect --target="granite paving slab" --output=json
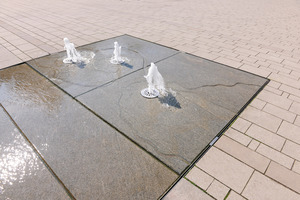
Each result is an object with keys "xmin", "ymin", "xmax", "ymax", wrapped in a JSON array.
[
  {"xmin": 27, "ymin": 35, "xmax": 179, "ymax": 97},
  {"xmin": 0, "ymin": 64, "xmax": 177, "ymax": 199},
  {"xmin": 77, "ymin": 52, "xmax": 268, "ymax": 173},
  {"xmin": 0, "ymin": 106, "xmax": 70, "ymax": 200}
]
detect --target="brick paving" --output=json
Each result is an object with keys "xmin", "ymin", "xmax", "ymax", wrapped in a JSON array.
[{"xmin": 1, "ymin": 0, "xmax": 300, "ymax": 199}]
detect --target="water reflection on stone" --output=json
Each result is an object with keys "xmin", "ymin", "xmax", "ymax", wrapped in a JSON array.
[
  {"xmin": 0, "ymin": 64, "xmax": 63, "ymax": 113},
  {"xmin": 0, "ymin": 128, "xmax": 40, "ymax": 186}
]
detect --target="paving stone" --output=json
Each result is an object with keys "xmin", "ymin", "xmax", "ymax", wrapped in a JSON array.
[
  {"xmin": 280, "ymin": 84, "xmax": 300, "ymax": 98},
  {"xmin": 163, "ymin": 178, "xmax": 214, "ymax": 200},
  {"xmin": 256, "ymin": 143, "xmax": 294, "ymax": 169},
  {"xmin": 206, "ymin": 180, "xmax": 229, "ymax": 200},
  {"xmin": 231, "ymin": 117, "xmax": 252, "ymax": 133},
  {"xmin": 215, "ymin": 57, "xmax": 243, "ymax": 68},
  {"xmin": 290, "ymin": 102, "xmax": 300, "ymax": 115},
  {"xmin": 197, "ymin": 147, "xmax": 254, "ymax": 193},
  {"xmin": 240, "ymin": 64, "xmax": 271, "ymax": 77},
  {"xmin": 268, "ymin": 80, "xmax": 281, "ymax": 89},
  {"xmin": 266, "ymin": 161, "xmax": 300, "ymax": 193},
  {"xmin": 215, "ymin": 136, "xmax": 270, "ymax": 172},
  {"xmin": 78, "ymin": 52, "xmax": 267, "ymax": 173},
  {"xmin": 248, "ymin": 139, "xmax": 260, "ymax": 151},
  {"xmin": 241, "ymin": 106, "xmax": 282, "ymax": 132},
  {"xmin": 0, "ymin": 107, "xmax": 70, "ymax": 200},
  {"xmin": 225, "ymin": 128, "xmax": 251, "ymax": 146},
  {"xmin": 186, "ymin": 167, "xmax": 213, "ymax": 190},
  {"xmin": 242, "ymin": 171, "xmax": 300, "ymax": 200},
  {"xmin": 226, "ymin": 191, "xmax": 247, "ymax": 200},
  {"xmin": 0, "ymin": 64, "xmax": 177, "ymax": 200},
  {"xmin": 250, "ymin": 98, "xmax": 266, "ymax": 110},
  {"xmin": 295, "ymin": 116, "xmax": 300, "ymax": 127},
  {"xmin": 293, "ymin": 161, "xmax": 300, "ymax": 174},
  {"xmin": 277, "ymin": 121, "xmax": 300, "ymax": 145},
  {"xmin": 263, "ymin": 104, "xmax": 296, "ymax": 123},
  {"xmin": 27, "ymin": 35, "xmax": 179, "ymax": 97},
  {"xmin": 282, "ymin": 140, "xmax": 300, "ymax": 161},
  {"xmin": 257, "ymin": 90, "xmax": 292, "ymax": 110},
  {"xmin": 246, "ymin": 124, "xmax": 285, "ymax": 150},
  {"xmin": 269, "ymin": 73, "xmax": 300, "ymax": 89},
  {"xmin": 264, "ymin": 85, "xmax": 283, "ymax": 95}
]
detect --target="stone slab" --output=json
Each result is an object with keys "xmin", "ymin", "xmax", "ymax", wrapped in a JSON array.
[
  {"xmin": 0, "ymin": 64, "xmax": 177, "ymax": 199},
  {"xmin": 27, "ymin": 35, "xmax": 179, "ymax": 97},
  {"xmin": 77, "ymin": 52, "xmax": 268, "ymax": 173},
  {"xmin": 0, "ymin": 106, "xmax": 70, "ymax": 200}
]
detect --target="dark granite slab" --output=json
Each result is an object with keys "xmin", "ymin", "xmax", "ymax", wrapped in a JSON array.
[
  {"xmin": 27, "ymin": 35, "xmax": 179, "ymax": 97},
  {"xmin": 0, "ymin": 106, "xmax": 70, "ymax": 200},
  {"xmin": 77, "ymin": 52, "xmax": 268, "ymax": 173},
  {"xmin": 0, "ymin": 64, "xmax": 177, "ymax": 199}
]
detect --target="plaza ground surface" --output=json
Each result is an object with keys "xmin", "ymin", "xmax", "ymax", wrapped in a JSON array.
[{"xmin": 0, "ymin": 0, "xmax": 300, "ymax": 199}]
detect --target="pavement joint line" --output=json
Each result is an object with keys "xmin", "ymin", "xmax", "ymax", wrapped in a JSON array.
[{"xmin": 0, "ymin": 104, "xmax": 77, "ymax": 200}]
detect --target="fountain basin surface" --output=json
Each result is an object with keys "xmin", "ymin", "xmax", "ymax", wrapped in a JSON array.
[
  {"xmin": 27, "ymin": 35, "xmax": 179, "ymax": 97},
  {"xmin": 78, "ymin": 52, "xmax": 268, "ymax": 173},
  {"xmin": 0, "ymin": 64, "xmax": 177, "ymax": 200},
  {"xmin": 0, "ymin": 35, "xmax": 268, "ymax": 199}
]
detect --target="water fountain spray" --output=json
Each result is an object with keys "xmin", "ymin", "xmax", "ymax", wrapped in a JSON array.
[
  {"xmin": 63, "ymin": 38, "xmax": 85, "ymax": 63},
  {"xmin": 110, "ymin": 41, "xmax": 125, "ymax": 64},
  {"xmin": 141, "ymin": 62, "xmax": 166, "ymax": 98}
]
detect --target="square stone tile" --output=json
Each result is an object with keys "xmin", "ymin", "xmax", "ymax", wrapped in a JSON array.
[
  {"xmin": 78, "ymin": 52, "xmax": 268, "ymax": 173},
  {"xmin": 0, "ymin": 106, "xmax": 69, "ymax": 200},
  {"xmin": 27, "ymin": 35, "xmax": 179, "ymax": 97},
  {"xmin": 0, "ymin": 64, "xmax": 177, "ymax": 200}
]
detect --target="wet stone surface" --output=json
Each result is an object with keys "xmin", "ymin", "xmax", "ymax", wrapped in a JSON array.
[
  {"xmin": 0, "ymin": 64, "xmax": 177, "ymax": 199},
  {"xmin": 77, "ymin": 52, "xmax": 268, "ymax": 173},
  {"xmin": 0, "ymin": 106, "xmax": 70, "ymax": 200},
  {"xmin": 27, "ymin": 35, "xmax": 178, "ymax": 97}
]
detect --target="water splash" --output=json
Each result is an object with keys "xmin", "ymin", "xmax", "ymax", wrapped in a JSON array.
[
  {"xmin": 63, "ymin": 38, "xmax": 94, "ymax": 64},
  {"xmin": 110, "ymin": 41, "xmax": 125, "ymax": 64},
  {"xmin": 141, "ymin": 63, "xmax": 166, "ymax": 98}
]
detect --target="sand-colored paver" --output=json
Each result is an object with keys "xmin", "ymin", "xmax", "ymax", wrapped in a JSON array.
[
  {"xmin": 256, "ymin": 143, "xmax": 294, "ymax": 169},
  {"xmin": 163, "ymin": 178, "xmax": 213, "ymax": 200},
  {"xmin": 277, "ymin": 121, "xmax": 300, "ymax": 145},
  {"xmin": 226, "ymin": 191, "xmax": 247, "ymax": 200},
  {"xmin": 248, "ymin": 139, "xmax": 260, "ymax": 151},
  {"xmin": 246, "ymin": 124, "xmax": 285, "ymax": 151},
  {"xmin": 206, "ymin": 180, "xmax": 229, "ymax": 200},
  {"xmin": 282, "ymin": 140, "xmax": 300, "ymax": 161},
  {"xmin": 243, "ymin": 171, "xmax": 300, "ymax": 200},
  {"xmin": 293, "ymin": 161, "xmax": 300, "ymax": 174},
  {"xmin": 196, "ymin": 147, "xmax": 253, "ymax": 193},
  {"xmin": 225, "ymin": 128, "xmax": 251, "ymax": 146},
  {"xmin": 241, "ymin": 106, "xmax": 282, "ymax": 133},
  {"xmin": 266, "ymin": 161, "xmax": 300, "ymax": 193},
  {"xmin": 215, "ymin": 136, "xmax": 270, "ymax": 172},
  {"xmin": 186, "ymin": 167, "xmax": 213, "ymax": 191},
  {"xmin": 231, "ymin": 118, "xmax": 251, "ymax": 133}
]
